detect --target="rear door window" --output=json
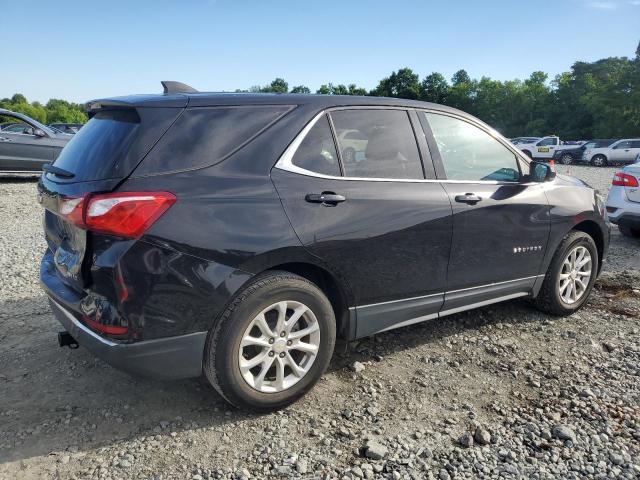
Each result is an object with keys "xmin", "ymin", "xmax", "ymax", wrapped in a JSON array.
[
  {"xmin": 291, "ymin": 115, "xmax": 341, "ymax": 176},
  {"xmin": 330, "ymin": 109, "xmax": 424, "ymax": 179}
]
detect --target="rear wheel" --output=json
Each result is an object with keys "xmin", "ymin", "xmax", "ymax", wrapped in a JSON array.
[
  {"xmin": 618, "ymin": 224, "xmax": 640, "ymax": 238},
  {"xmin": 560, "ymin": 153, "xmax": 573, "ymax": 165},
  {"xmin": 204, "ymin": 271, "xmax": 336, "ymax": 411},
  {"xmin": 535, "ymin": 231, "xmax": 598, "ymax": 316},
  {"xmin": 591, "ymin": 154, "xmax": 607, "ymax": 167}
]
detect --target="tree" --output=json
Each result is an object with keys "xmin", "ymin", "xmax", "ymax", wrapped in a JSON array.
[
  {"xmin": 371, "ymin": 68, "xmax": 420, "ymax": 99},
  {"xmin": 419, "ymin": 72, "xmax": 449, "ymax": 104},
  {"xmin": 291, "ymin": 85, "xmax": 310, "ymax": 94},
  {"xmin": 262, "ymin": 78, "xmax": 289, "ymax": 93}
]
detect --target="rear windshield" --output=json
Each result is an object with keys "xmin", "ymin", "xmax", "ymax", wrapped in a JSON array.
[
  {"xmin": 135, "ymin": 105, "xmax": 292, "ymax": 175},
  {"xmin": 52, "ymin": 110, "xmax": 139, "ymax": 182}
]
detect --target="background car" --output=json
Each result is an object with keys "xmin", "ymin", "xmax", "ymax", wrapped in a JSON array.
[
  {"xmin": 552, "ymin": 139, "xmax": 617, "ymax": 165},
  {"xmin": 0, "ymin": 109, "xmax": 71, "ymax": 173},
  {"xmin": 606, "ymin": 164, "xmax": 640, "ymax": 238},
  {"xmin": 584, "ymin": 138, "xmax": 640, "ymax": 167},
  {"xmin": 48, "ymin": 122, "xmax": 83, "ymax": 134}
]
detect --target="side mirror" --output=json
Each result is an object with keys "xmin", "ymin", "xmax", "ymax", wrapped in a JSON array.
[
  {"xmin": 33, "ymin": 128, "xmax": 47, "ymax": 138},
  {"xmin": 530, "ymin": 161, "xmax": 556, "ymax": 182}
]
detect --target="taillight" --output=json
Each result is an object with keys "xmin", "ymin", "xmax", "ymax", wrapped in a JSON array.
[
  {"xmin": 612, "ymin": 172, "xmax": 639, "ymax": 187},
  {"xmin": 57, "ymin": 191, "xmax": 176, "ymax": 238},
  {"xmin": 85, "ymin": 192, "xmax": 176, "ymax": 238}
]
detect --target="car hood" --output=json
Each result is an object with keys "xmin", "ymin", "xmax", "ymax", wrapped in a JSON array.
[{"xmin": 554, "ymin": 173, "xmax": 591, "ymax": 189}]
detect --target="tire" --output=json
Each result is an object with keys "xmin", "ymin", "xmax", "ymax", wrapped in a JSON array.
[
  {"xmin": 204, "ymin": 271, "xmax": 336, "ymax": 411},
  {"xmin": 560, "ymin": 153, "xmax": 573, "ymax": 165},
  {"xmin": 591, "ymin": 154, "xmax": 607, "ymax": 167},
  {"xmin": 342, "ymin": 147, "xmax": 356, "ymax": 164},
  {"xmin": 522, "ymin": 150, "xmax": 532, "ymax": 159},
  {"xmin": 618, "ymin": 224, "xmax": 640, "ymax": 238},
  {"xmin": 534, "ymin": 231, "xmax": 598, "ymax": 316}
]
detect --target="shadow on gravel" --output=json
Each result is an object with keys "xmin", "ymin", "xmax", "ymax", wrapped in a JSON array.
[
  {"xmin": 0, "ymin": 294, "xmax": 546, "ymax": 464},
  {"xmin": 0, "ymin": 291, "xmax": 604, "ymax": 464}
]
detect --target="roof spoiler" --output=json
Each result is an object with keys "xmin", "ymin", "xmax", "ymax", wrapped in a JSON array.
[{"xmin": 161, "ymin": 81, "xmax": 198, "ymax": 95}]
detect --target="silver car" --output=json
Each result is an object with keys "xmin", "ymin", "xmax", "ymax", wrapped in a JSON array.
[
  {"xmin": 605, "ymin": 161, "xmax": 640, "ymax": 238},
  {"xmin": 0, "ymin": 109, "xmax": 71, "ymax": 173}
]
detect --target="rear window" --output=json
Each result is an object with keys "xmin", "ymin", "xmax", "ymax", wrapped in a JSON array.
[
  {"xmin": 135, "ymin": 106, "xmax": 292, "ymax": 175},
  {"xmin": 52, "ymin": 110, "xmax": 140, "ymax": 182}
]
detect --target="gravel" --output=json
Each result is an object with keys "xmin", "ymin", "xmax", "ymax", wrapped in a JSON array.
[{"xmin": 1, "ymin": 166, "xmax": 639, "ymax": 479}]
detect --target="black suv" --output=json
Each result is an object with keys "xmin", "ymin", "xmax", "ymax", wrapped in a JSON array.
[{"xmin": 39, "ymin": 83, "xmax": 609, "ymax": 411}]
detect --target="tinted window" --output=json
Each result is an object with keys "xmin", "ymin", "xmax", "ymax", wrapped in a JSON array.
[
  {"xmin": 145, "ymin": 106, "xmax": 291, "ymax": 173},
  {"xmin": 425, "ymin": 112, "xmax": 520, "ymax": 182},
  {"xmin": 52, "ymin": 109, "xmax": 140, "ymax": 181},
  {"xmin": 331, "ymin": 109, "xmax": 423, "ymax": 179},
  {"xmin": 613, "ymin": 141, "xmax": 631, "ymax": 149},
  {"xmin": 583, "ymin": 142, "xmax": 596, "ymax": 149},
  {"xmin": 291, "ymin": 115, "xmax": 340, "ymax": 176}
]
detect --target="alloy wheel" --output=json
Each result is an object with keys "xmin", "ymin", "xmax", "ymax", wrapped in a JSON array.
[
  {"xmin": 238, "ymin": 300, "xmax": 320, "ymax": 393},
  {"xmin": 558, "ymin": 245, "xmax": 592, "ymax": 304}
]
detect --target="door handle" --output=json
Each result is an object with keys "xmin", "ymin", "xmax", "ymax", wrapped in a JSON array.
[
  {"xmin": 305, "ymin": 192, "xmax": 346, "ymax": 206},
  {"xmin": 454, "ymin": 193, "xmax": 482, "ymax": 204}
]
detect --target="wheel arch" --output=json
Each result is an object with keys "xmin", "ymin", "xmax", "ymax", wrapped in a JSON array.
[
  {"xmin": 572, "ymin": 220, "xmax": 605, "ymax": 274},
  {"xmin": 265, "ymin": 262, "xmax": 354, "ymax": 340}
]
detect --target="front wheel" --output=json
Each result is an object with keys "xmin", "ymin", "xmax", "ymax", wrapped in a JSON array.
[
  {"xmin": 534, "ymin": 231, "xmax": 598, "ymax": 316},
  {"xmin": 591, "ymin": 154, "xmax": 607, "ymax": 167},
  {"xmin": 204, "ymin": 271, "xmax": 336, "ymax": 411}
]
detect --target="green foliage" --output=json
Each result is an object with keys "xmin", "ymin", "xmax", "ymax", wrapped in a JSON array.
[
  {"xmin": 0, "ymin": 94, "xmax": 87, "ymax": 125},
  {"xmin": 4, "ymin": 45, "xmax": 637, "ymax": 139}
]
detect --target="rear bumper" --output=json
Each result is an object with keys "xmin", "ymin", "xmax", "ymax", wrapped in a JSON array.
[{"xmin": 48, "ymin": 297, "xmax": 206, "ymax": 380}]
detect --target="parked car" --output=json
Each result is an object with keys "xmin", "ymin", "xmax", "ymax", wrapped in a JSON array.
[
  {"xmin": 336, "ymin": 129, "xmax": 368, "ymax": 163},
  {"xmin": 516, "ymin": 136, "xmax": 577, "ymax": 160},
  {"xmin": 606, "ymin": 165, "xmax": 640, "ymax": 238},
  {"xmin": 39, "ymin": 83, "xmax": 609, "ymax": 411},
  {"xmin": 0, "ymin": 109, "xmax": 72, "ymax": 173},
  {"xmin": 49, "ymin": 122, "xmax": 84, "ymax": 134},
  {"xmin": 552, "ymin": 139, "xmax": 617, "ymax": 165},
  {"xmin": 583, "ymin": 139, "xmax": 640, "ymax": 167},
  {"xmin": 510, "ymin": 137, "xmax": 540, "ymax": 145}
]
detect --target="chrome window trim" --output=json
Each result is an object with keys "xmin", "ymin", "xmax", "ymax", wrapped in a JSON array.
[{"xmin": 274, "ymin": 107, "xmax": 534, "ymax": 185}]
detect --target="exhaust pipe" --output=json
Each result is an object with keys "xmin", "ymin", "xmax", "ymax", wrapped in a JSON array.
[{"xmin": 58, "ymin": 331, "xmax": 79, "ymax": 349}]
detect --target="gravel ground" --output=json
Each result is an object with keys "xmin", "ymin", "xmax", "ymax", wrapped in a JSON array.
[{"xmin": 0, "ymin": 166, "xmax": 638, "ymax": 480}]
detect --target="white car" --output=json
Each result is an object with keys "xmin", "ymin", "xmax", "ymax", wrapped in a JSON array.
[
  {"xmin": 516, "ymin": 136, "xmax": 574, "ymax": 160},
  {"xmin": 583, "ymin": 138, "xmax": 640, "ymax": 167},
  {"xmin": 605, "ymin": 164, "xmax": 640, "ymax": 238}
]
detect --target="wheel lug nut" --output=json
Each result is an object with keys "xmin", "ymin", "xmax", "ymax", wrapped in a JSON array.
[
  {"xmin": 268, "ymin": 351, "xmax": 274, "ymax": 357},
  {"xmin": 280, "ymin": 332, "xmax": 286, "ymax": 337},
  {"xmin": 279, "ymin": 352, "xmax": 285, "ymax": 358},
  {"xmin": 287, "ymin": 340, "xmax": 292, "ymax": 346},
  {"xmin": 269, "ymin": 338, "xmax": 274, "ymax": 344}
]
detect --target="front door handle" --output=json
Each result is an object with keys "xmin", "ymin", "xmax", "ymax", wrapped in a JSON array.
[
  {"xmin": 305, "ymin": 192, "xmax": 346, "ymax": 206},
  {"xmin": 454, "ymin": 193, "xmax": 482, "ymax": 204}
]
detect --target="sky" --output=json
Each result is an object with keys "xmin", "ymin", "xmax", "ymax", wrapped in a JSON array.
[{"xmin": 1, "ymin": 0, "xmax": 638, "ymax": 104}]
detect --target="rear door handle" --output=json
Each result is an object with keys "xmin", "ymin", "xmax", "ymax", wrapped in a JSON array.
[
  {"xmin": 305, "ymin": 192, "xmax": 346, "ymax": 206},
  {"xmin": 454, "ymin": 193, "xmax": 482, "ymax": 204}
]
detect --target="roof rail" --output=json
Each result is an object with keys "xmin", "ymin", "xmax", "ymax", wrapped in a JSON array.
[{"xmin": 161, "ymin": 81, "xmax": 199, "ymax": 95}]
